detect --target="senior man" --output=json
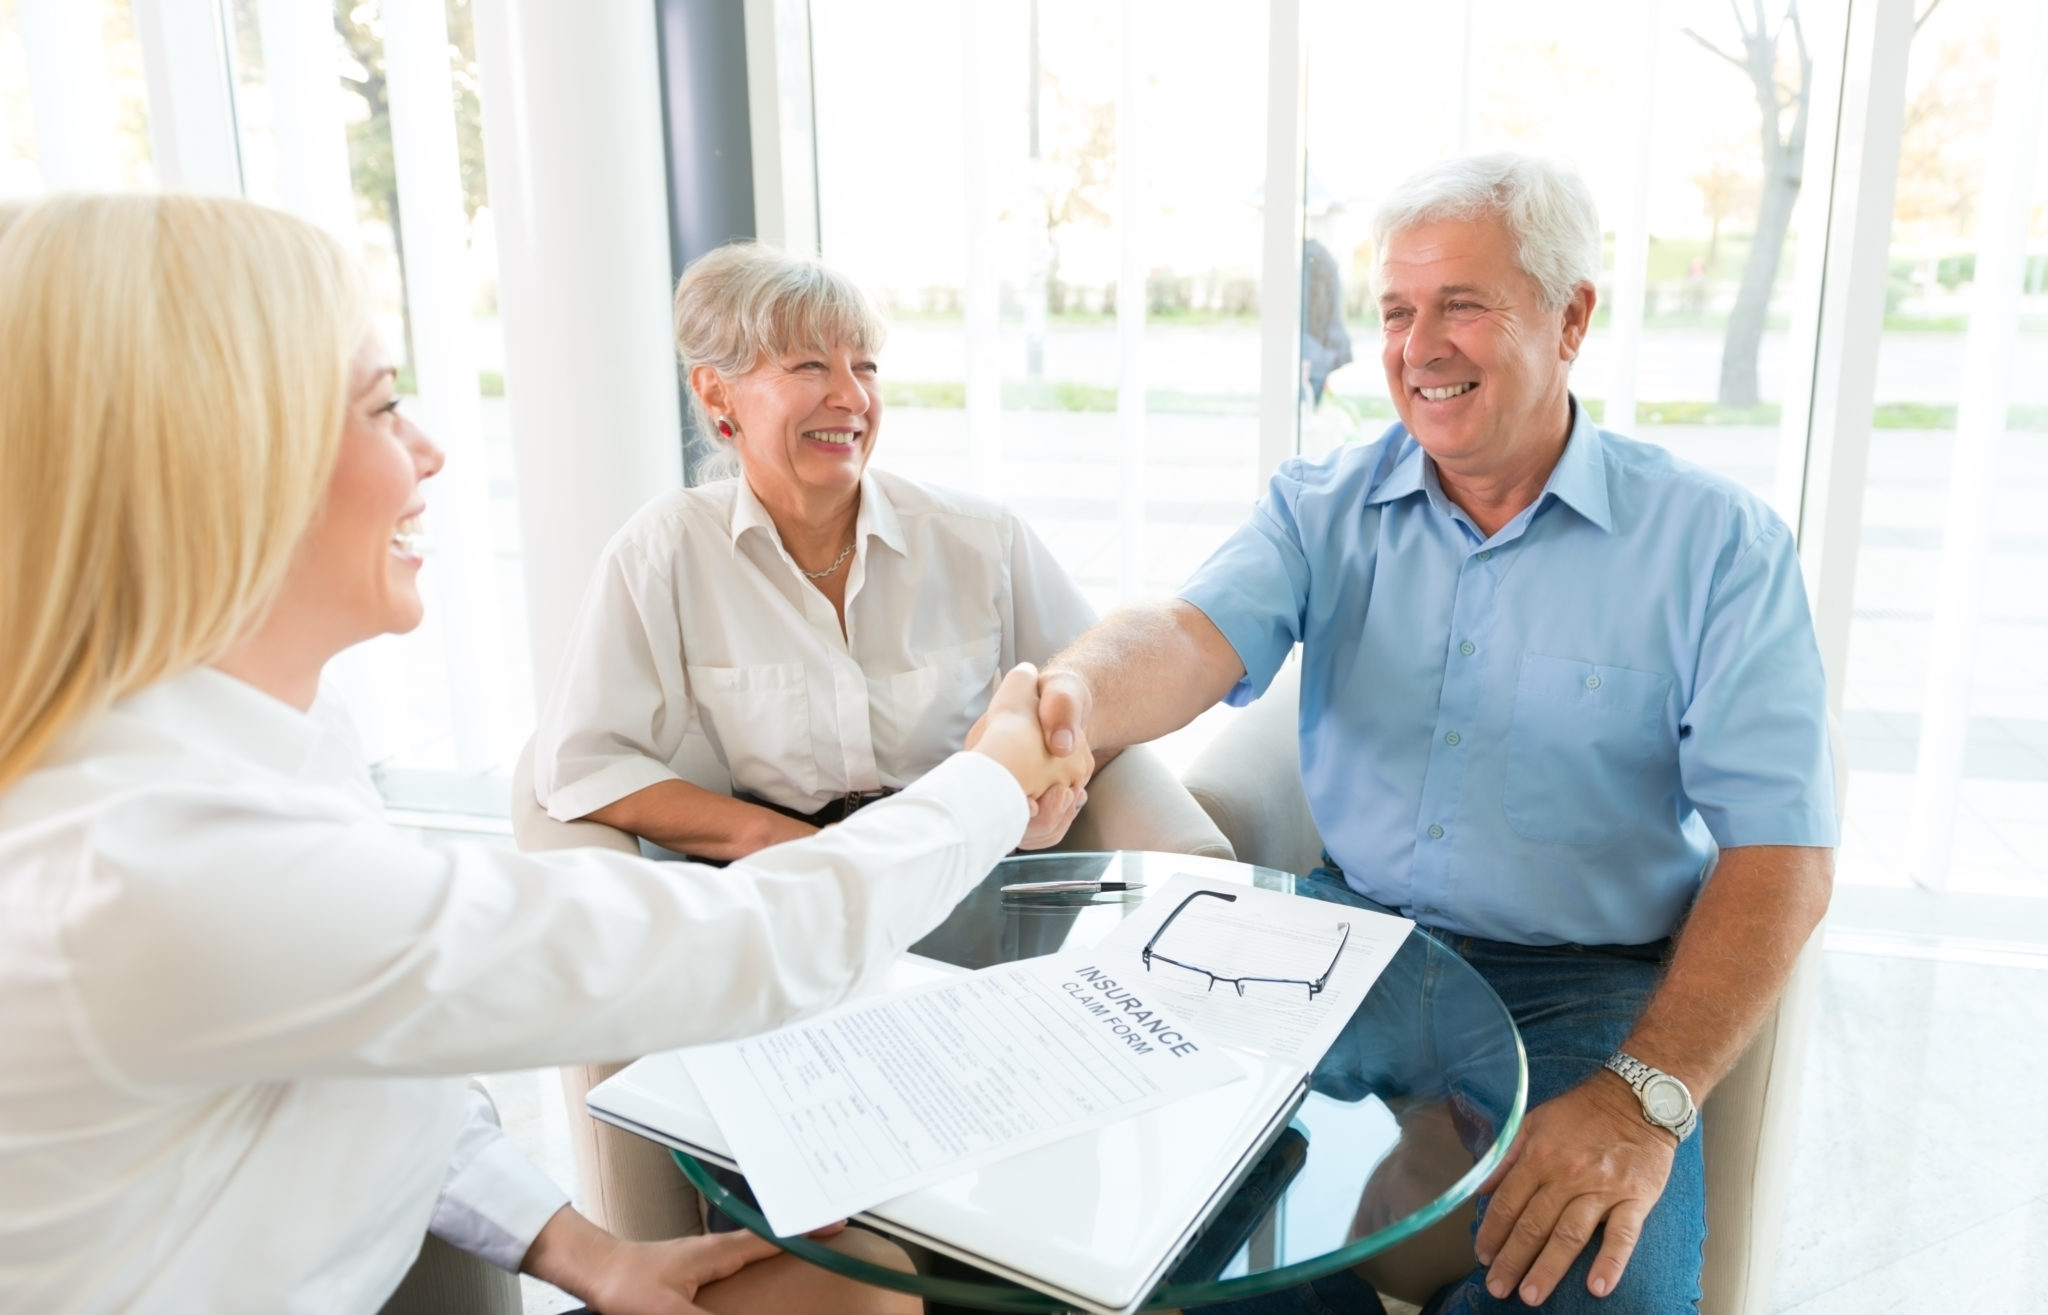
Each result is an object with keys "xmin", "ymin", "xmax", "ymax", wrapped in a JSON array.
[{"xmin": 1034, "ymin": 153, "xmax": 1834, "ymax": 1311}]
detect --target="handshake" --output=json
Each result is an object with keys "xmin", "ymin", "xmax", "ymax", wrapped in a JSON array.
[{"xmin": 967, "ymin": 664, "xmax": 1099, "ymax": 850}]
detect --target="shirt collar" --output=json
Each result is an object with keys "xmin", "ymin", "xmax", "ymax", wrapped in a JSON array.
[
  {"xmin": 1363, "ymin": 437, "xmax": 1430, "ymax": 507},
  {"xmin": 727, "ymin": 469, "xmax": 909, "ymax": 558},
  {"xmin": 728, "ymin": 472, "xmax": 779, "ymax": 549},
  {"xmin": 1360, "ymin": 396, "xmax": 1613, "ymax": 534},
  {"xmin": 1539, "ymin": 398, "xmax": 1614, "ymax": 533},
  {"xmin": 113, "ymin": 667, "xmax": 351, "ymax": 783},
  {"xmin": 854, "ymin": 469, "xmax": 908, "ymax": 557}
]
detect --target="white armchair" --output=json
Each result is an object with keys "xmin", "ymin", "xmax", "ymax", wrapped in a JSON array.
[
  {"xmin": 1179, "ymin": 658, "xmax": 1835, "ymax": 1315},
  {"xmin": 509, "ymin": 736, "xmax": 1233, "ymax": 1241}
]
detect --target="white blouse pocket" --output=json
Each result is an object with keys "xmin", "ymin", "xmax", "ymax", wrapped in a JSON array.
[
  {"xmin": 870, "ymin": 637, "xmax": 1002, "ymax": 778},
  {"xmin": 684, "ymin": 661, "xmax": 816, "ymax": 797}
]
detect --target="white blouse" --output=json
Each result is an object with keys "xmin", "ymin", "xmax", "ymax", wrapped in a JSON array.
[
  {"xmin": 0, "ymin": 668, "xmax": 1025, "ymax": 1314},
  {"xmin": 532, "ymin": 467, "xmax": 1095, "ymax": 821}
]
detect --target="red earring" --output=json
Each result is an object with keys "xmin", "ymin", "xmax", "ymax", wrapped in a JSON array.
[{"xmin": 716, "ymin": 417, "xmax": 734, "ymax": 439}]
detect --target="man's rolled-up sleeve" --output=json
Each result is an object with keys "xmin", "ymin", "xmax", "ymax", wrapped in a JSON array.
[
  {"xmin": 1177, "ymin": 461, "xmax": 1316, "ymax": 705},
  {"xmin": 1679, "ymin": 519, "xmax": 1839, "ymax": 850}
]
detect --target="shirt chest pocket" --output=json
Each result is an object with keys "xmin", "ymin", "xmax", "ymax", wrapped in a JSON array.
[
  {"xmin": 1502, "ymin": 653, "xmax": 1675, "ymax": 846},
  {"xmin": 869, "ymin": 636, "xmax": 1002, "ymax": 777},
  {"xmin": 684, "ymin": 661, "xmax": 816, "ymax": 795}
]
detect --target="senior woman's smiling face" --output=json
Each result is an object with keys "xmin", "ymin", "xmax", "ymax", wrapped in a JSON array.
[{"xmin": 724, "ymin": 340, "xmax": 881, "ymax": 505}]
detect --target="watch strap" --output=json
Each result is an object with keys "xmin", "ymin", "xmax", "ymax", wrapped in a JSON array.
[{"xmin": 1603, "ymin": 1051, "xmax": 1698, "ymax": 1141}]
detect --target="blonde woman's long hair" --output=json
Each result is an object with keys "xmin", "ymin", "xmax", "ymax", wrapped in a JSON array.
[{"xmin": 0, "ymin": 194, "xmax": 369, "ymax": 790}]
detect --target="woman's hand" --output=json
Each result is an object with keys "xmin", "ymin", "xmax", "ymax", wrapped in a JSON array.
[
  {"xmin": 581, "ymin": 1231, "xmax": 791, "ymax": 1315},
  {"xmin": 1017, "ymin": 783, "xmax": 1086, "ymax": 849},
  {"xmin": 522, "ymin": 1205, "xmax": 803, "ymax": 1315}
]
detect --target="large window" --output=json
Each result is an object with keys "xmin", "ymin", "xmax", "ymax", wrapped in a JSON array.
[
  {"xmin": 227, "ymin": 1, "xmax": 532, "ymax": 809},
  {"xmin": 810, "ymin": 0, "xmax": 1273, "ymax": 614},
  {"xmin": 0, "ymin": 0, "xmax": 534, "ymax": 815},
  {"xmin": 1833, "ymin": 0, "xmax": 2048, "ymax": 904},
  {"xmin": 1301, "ymin": 0, "xmax": 1849, "ymax": 520}
]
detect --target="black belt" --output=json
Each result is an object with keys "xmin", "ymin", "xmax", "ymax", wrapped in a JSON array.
[{"xmin": 738, "ymin": 788, "xmax": 898, "ymax": 827}]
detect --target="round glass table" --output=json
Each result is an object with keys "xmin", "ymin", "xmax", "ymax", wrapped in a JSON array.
[{"xmin": 670, "ymin": 851, "xmax": 1527, "ymax": 1311}]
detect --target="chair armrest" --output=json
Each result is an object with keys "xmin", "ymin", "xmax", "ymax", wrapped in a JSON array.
[
  {"xmin": 1180, "ymin": 660, "xmax": 1324, "ymax": 876},
  {"xmin": 511, "ymin": 737, "xmax": 639, "ymax": 855},
  {"xmin": 1056, "ymin": 743, "xmax": 1234, "ymax": 859}
]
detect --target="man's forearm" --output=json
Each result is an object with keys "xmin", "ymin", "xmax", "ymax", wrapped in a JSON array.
[
  {"xmin": 1621, "ymin": 844, "xmax": 1833, "ymax": 1100},
  {"xmin": 1046, "ymin": 600, "xmax": 1246, "ymax": 751}
]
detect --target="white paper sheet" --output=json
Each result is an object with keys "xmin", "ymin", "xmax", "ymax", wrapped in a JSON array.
[
  {"xmin": 683, "ymin": 953, "xmax": 1240, "ymax": 1236},
  {"xmin": 1085, "ymin": 873, "xmax": 1413, "ymax": 1067}
]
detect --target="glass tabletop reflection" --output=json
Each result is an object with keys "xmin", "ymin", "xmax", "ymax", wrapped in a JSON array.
[{"xmin": 670, "ymin": 851, "xmax": 1527, "ymax": 1312}]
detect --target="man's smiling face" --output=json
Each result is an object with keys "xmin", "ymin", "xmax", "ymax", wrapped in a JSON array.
[{"xmin": 1377, "ymin": 214, "xmax": 1587, "ymax": 472}]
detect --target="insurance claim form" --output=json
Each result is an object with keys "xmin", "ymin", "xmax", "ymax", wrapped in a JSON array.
[{"xmin": 683, "ymin": 952, "xmax": 1240, "ymax": 1236}]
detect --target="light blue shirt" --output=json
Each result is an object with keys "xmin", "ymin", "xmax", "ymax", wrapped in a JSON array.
[{"xmin": 1180, "ymin": 403, "xmax": 1836, "ymax": 947}]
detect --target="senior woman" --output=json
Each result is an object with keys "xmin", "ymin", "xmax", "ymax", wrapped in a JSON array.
[
  {"xmin": 531, "ymin": 242, "xmax": 1100, "ymax": 858},
  {"xmin": 0, "ymin": 195, "xmax": 1083, "ymax": 1314}
]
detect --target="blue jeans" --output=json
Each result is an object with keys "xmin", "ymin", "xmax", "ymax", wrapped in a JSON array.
[{"xmin": 1193, "ymin": 873, "xmax": 1705, "ymax": 1314}]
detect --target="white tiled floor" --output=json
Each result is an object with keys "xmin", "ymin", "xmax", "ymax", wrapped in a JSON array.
[
  {"xmin": 1772, "ymin": 947, "xmax": 2048, "ymax": 1313},
  {"xmin": 480, "ymin": 941, "xmax": 2048, "ymax": 1313}
]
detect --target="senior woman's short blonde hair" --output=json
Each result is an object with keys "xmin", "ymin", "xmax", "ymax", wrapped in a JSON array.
[
  {"xmin": 0, "ymin": 194, "xmax": 368, "ymax": 791},
  {"xmin": 673, "ymin": 242, "xmax": 887, "ymax": 463}
]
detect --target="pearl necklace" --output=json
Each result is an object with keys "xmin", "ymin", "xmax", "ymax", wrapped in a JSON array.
[{"xmin": 800, "ymin": 542, "xmax": 856, "ymax": 580}]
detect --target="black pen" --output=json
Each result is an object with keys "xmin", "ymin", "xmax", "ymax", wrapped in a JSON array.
[{"xmin": 999, "ymin": 879, "xmax": 1146, "ymax": 894}]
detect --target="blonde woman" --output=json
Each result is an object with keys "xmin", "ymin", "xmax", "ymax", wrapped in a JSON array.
[
  {"xmin": 0, "ymin": 195, "xmax": 1083, "ymax": 1314},
  {"xmin": 531, "ymin": 243, "xmax": 1102, "ymax": 859}
]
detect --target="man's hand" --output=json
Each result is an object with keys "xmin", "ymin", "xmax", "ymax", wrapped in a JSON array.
[
  {"xmin": 1018, "ymin": 782, "xmax": 1087, "ymax": 849},
  {"xmin": 1035, "ymin": 667, "xmax": 1095, "ymax": 759},
  {"xmin": 1473, "ymin": 1074, "xmax": 1676, "ymax": 1306},
  {"xmin": 968, "ymin": 664, "xmax": 1093, "ymax": 800}
]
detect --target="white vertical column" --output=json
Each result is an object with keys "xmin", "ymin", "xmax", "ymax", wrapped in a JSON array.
[
  {"xmin": 1455, "ymin": 0, "xmax": 1476, "ymax": 154},
  {"xmin": 1906, "ymin": 0, "xmax": 2048, "ymax": 890},
  {"xmin": 130, "ymin": 0, "xmax": 243, "ymax": 193},
  {"xmin": 1115, "ymin": 0, "xmax": 1147, "ymax": 600},
  {"xmin": 743, "ymin": 0, "xmax": 820, "ymax": 257},
  {"xmin": 16, "ymin": 0, "xmax": 121, "ymax": 188},
  {"xmin": 1796, "ymin": 0, "xmax": 1913, "ymax": 722},
  {"xmin": 256, "ymin": 0, "xmax": 357, "ymax": 244},
  {"xmin": 386, "ymin": 0, "xmax": 510, "ymax": 773},
  {"xmin": 1604, "ymin": 0, "xmax": 1660, "ymax": 436},
  {"xmin": 961, "ymin": 2, "xmax": 1002, "ymax": 496},
  {"xmin": 1771, "ymin": 0, "xmax": 1853, "ymax": 528},
  {"xmin": 473, "ymin": 0, "xmax": 685, "ymax": 705},
  {"xmin": 1257, "ymin": 0, "xmax": 1307, "ymax": 481}
]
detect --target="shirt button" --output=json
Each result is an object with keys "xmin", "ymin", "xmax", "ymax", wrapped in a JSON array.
[
  {"xmin": 1585, "ymin": 674, "xmax": 1602, "ymax": 690},
  {"xmin": 1427, "ymin": 824, "xmax": 1445, "ymax": 839},
  {"xmin": 1476, "ymin": 549, "xmax": 1493, "ymax": 561},
  {"xmin": 1444, "ymin": 731, "xmax": 1461, "ymax": 746},
  {"xmin": 1460, "ymin": 640, "xmax": 1476, "ymax": 656}
]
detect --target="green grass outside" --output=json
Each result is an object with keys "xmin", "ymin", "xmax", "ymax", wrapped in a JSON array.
[
  {"xmin": 395, "ymin": 367, "xmax": 506, "ymax": 397},
  {"xmin": 883, "ymin": 380, "xmax": 2048, "ymax": 432}
]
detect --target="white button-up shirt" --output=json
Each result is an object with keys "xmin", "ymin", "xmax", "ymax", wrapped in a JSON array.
[
  {"xmin": 533, "ymin": 468, "xmax": 1095, "ymax": 821},
  {"xmin": 0, "ymin": 668, "xmax": 1025, "ymax": 1314}
]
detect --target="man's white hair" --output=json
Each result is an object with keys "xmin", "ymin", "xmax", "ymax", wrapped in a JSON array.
[{"xmin": 1371, "ymin": 152, "xmax": 1601, "ymax": 311}]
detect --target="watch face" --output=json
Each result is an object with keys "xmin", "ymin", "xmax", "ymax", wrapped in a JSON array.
[{"xmin": 1644, "ymin": 1075, "xmax": 1689, "ymax": 1124}]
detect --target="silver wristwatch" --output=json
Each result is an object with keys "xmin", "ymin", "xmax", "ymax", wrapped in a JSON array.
[{"xmin": 1602, "ymin": 1052, "xmax": 1698, "ymax": 1141}]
